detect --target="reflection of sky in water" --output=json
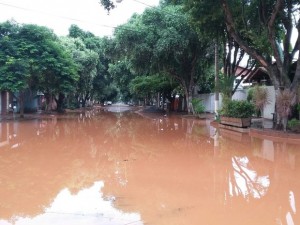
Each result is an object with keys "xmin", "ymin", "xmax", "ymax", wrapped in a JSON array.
[
  {"xmin": 0, "ymin": 181, "xmax": 142, "ymax": 225},
  {"xmin": 230, "ymin": 156, "xmax": 270, "ymax": 199}
]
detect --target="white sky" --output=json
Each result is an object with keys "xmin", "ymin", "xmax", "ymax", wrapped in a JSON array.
[{"xmin": 0, "ymin": 0, "xmax": 160, "ymax": 37}]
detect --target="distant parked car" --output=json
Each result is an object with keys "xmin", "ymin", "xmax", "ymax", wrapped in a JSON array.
[{"xmin": 107, "ymin": 101, "xmax": 112, "ymax": 105}]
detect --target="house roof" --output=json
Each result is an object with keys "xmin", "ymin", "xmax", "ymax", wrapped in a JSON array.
[
  {"xmin": 235, "ymin": 65, "xmax": 253, "ymax": 77},
  {"xmin": 243, "ymin": 67, "xmax": 270, "ymax": 84},
  {"xmin": 243, "ymin": 62, "xmax": 297, "ymax": 85}
]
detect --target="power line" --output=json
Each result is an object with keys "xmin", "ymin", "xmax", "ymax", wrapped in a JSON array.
[
  {"xmin": 0, "ymin": 1, "xmax": 183, "ymax": 37},
  {"xmin": 132, "ymin": 0, "xmax": 155, "ymax": 8},
  {"xmin": 0, "ymin": 2, "xmax": 117, "ymax": 30},
  {"xmin": 0, "ymin": 1, "xmax": 161, "ymax": 36},
  {"xmin": 0, "ymin": 1, "xmax": 152, "ymax": 37},
  {"xmin": 0, "ymin": 0, "xmax": 158, "ymax": 28}
]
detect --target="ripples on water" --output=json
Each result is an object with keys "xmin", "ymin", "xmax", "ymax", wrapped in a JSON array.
[{"xmin": 0, "ymin": 107, "xmax": 299, "ymax": 225}]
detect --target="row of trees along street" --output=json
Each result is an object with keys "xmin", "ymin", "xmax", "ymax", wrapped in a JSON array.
[
  {"xmin": 1, "ymin": 0, "xmax": 299, "ymax": 122},
  {"xmin": 102, "ymin": 0, "xmax": 300, "ymax": 123},
  {"xmin": 0, "ymin": 23, "xmax": 118, "ymax": 116}
]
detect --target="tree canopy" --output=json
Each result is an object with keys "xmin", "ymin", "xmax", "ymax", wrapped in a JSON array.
[
  {"xmin": 113, "ymin": 5, "xmax": 213, "ymax": 112},
  {"xmin": 184, "ymin": 0, "xmax": 300, "ymax": 93},
  {"xmin": 0, "ymin": 21, "xmax": 78, "ymax": 115}
]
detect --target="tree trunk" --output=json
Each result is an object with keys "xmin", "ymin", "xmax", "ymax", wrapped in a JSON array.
[
  {"xmin": 221, "ymin": 0, "xmax": 287, "ymax": 90},
  {"xmin": 185, "ymin": 86, "xmax": 194, "ymax": 114},
  {"xmin": 221, "ymin": 0, "xmax": 300, "ymax": 132},
  {"xmin": 282, "ymin": 116, "xmax": 288, "ymax": 132},
  {"xmin": 44, "ymin": 93, "xmax": 56, "ymax": 112},
  {"xmin": 81, "ymin": 98, "xmax": 86, "ymax": 108},
  {"xmin": 44, "ymin": 93, "xmax": 51, "ymax": 112},
  {"xmin": 19, "ymin": 91, "xmax": 25, "ymax": 118},
  {"xmin": 83, "ymin": 93, "xmax": 90, "ymax": 108},
  {"xmin": 56, "ymin": 93, "xmax": 66, "ymax": 113},
  {"xmin": 156, "ymin": 92, "xmax": 160, "ymax": 108}
]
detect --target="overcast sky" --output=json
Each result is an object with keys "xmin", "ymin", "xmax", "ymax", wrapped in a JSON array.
[{"xmin": 0, "ymin": 0, "xmax": 160, "ymax": 37}]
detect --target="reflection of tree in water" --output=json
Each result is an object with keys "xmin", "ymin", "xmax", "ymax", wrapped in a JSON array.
[
  {"xmin": 0, "ymin": 112, "xmax": 113, "ymax": 220},
  {"xmin": 230, "ymin": 156, "xmax": 270, "ymax": 199},
  {"xmin": 1, "ymin": 110, "xmax": 299, "ymax": 225},
  {"xmin": 0, "ymin": 110, "xmax": 213, "ymax": 221},
  {"xmin": 218, "ymin": 131, "xmax": 300, "ymax": 225},
  {"xmin": 267, "ymin": 140, "xmax": 300, "ymax": 225},
  {"xmin": 218, "ymin": 129, "xmax": 258, "ymax": 195}
]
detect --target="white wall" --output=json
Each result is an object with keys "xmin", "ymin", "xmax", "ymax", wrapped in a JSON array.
[
  {"xmin": 232, "ymin": 89, "xmax": 247, "ymax": 101},
  {"xmin": 196, "ymin": 86, "xmax": 276, "ymax": 119},
  {"xmin": 195, "ymin": 93, "xmax": 223, "ymax": 113},
  {"xmin": 262, "ymin": 86, "xmax": 276, "ymax": 120}
]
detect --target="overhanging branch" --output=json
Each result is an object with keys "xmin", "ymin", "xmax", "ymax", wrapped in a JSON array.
[{"xmin": 221, "ymin": 0, "xmax": 270, "ymax": 68}]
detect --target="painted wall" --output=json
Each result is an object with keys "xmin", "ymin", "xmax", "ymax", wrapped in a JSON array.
[
  {"xmin": 262, "ymin": 86, "xmax": 276, "ymax": 120},
  {"xmin": 196, "ymin": 86, "xmax": 276, "ymax": 120}
]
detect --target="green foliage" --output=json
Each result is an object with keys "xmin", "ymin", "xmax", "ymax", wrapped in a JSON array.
[
  {"xmin": 0, "ymin": 21, "xmax": 78, "ymax": 96},
  {"xmin": 68, "ymin": 24, "xmax": 95, "ymax": 39},
  {"xmin": 247, "ymin": 87, "xmax": 254, "ymax": 102},
  {"xmin": 101, "ymin": 84, "xmax": 119, "ymax": 102},
  {"xmin": 297, "ymin": 103, "xmax": 300, "ymax": 112},
  {"xmin": 220, "ymin": 100, "xmax": 255, "ymax": 118},
  {"xmin": 62, "ymin": 28, "xmax": 117, "ymax": 105},
  {"xmin": 108, "ymin": 60, "xmax": 134, "ymax": 102},
  {"xmin": 0, "ymin": 57, "xmax": 30, "ymax": 92},
  {"xmin": 129, "ymin": 74, "xmax": 175, "ymax": 99},
  {"xmin": 288, "ymin": 118, "xmax": 300, "ymax": 133},
  {"xmin": 248, "ymin": 85, "xmax": 270, "ymax": 116},
  {"xmin": 183, "ymin": 0, "xmax": 300, "ymax": 93},
  {"xmin": 219, "ymin": 74, "xmax": 235, "ymax": 98},
  {"xmin": 191, "ymin": 98, "xmax": 205, "ymax": 115},
  {"xmin": 0, "ymin": 22, "xmax": 29, "ymax": 92},
  {"xmin": 99, "ymin": 0, "xmax": 115, "ymax": 12},
  {"xmin": 288, "ymin": 118, "xmax": 300, "ymax": 128},
  {"xmin": 113, "ymin": 4, "xmax": 214, "ymax": 112},
  {"xmin": 215, "ymin": 114, "xmax": 221, "ymax": 122},
  {"xmin": 196, "ymin": 66, "xmax": 215, "ymax": 94},
  {"xmin": 183, "ymin": 0, "xmax": 224, "ymax": 41}
]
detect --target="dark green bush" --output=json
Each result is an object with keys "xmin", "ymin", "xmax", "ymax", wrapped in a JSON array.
[
  {"xmin": 192, "ymin": 98, "xmax": 205, "ymax": 115},
  {"xmin": 220, "ymin": 100, "xmax": 255, "ymax": 118},
  {"xmin": 288, "ymin": 118, "xmax": 300, "ymax": 132}
]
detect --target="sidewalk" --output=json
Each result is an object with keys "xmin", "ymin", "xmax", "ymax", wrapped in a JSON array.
[{"xmin": 251, "ymin": 118, "xmax": 274, "ymax": 129}]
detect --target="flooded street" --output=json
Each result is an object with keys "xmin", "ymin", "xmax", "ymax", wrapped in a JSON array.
[{"xmin": 0, "ymin": 106, "xmax": 299, "ymax": 225}]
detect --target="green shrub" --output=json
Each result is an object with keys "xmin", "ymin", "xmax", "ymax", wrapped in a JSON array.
[
  {"xmin": 288, "ymin": 118, "xmax": 300, "ymax": 131},
  {"xmin": 192, "ymin": 98, "xmax": 205, "ymax": 115},
  {"xmin": 220, "ymin": 100, "xmax": 255, "ymax": 118},
  {"xmin": 247, "ymin": 88, "xmax": 254, "ymax": 102}
]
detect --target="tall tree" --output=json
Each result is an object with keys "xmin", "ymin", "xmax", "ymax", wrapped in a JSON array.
[
  {"xmin": 227, "ymin": 0, "xmax": 299, "ymax": 90},
  {"xmin": 183, "ymin": 0, "xmax": 256, "ymax": 98},
  {"xmin": 108, "ymin": 60, "xmax": 135, "ymax": 102},
  {"xmin": 187, "ymin": 0, "xmax": 299, "ymax": 94},
  {"xmin": 113, "ymin": 5, "xmax": 213, "ymax": 113},
  {"xmin": 90, "ymin": 36, "xmax": 117, "ymax": 103},
  {"xmin": 69, "ymin": 25, "xmax": 118, "ymax": 105},
  {"xmin": 129, "ymin": 74, "xmax": 179, "ymax": 106},
  {"xmin": 0, "ymin": 21, "xmax": 78, "ymax": 115},
  {"xmin": 60, "ymin": 37, "xmax": 99, "ymax": 107}
]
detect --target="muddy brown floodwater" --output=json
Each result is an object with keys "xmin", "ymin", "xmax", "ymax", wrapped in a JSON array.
[{"xmin": 0, "ymin": 105, "xmax": 299, "ymax": 225}]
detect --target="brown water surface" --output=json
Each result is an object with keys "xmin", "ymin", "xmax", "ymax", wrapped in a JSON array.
[{"xmin": 0, "ymin": 106, "xmax": 299, "ymax": 225}]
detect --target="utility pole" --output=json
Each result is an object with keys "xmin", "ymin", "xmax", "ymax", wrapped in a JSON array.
[{"xmin": 214, "ymin": 42, "xmax": 219, "ymax": 117}]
